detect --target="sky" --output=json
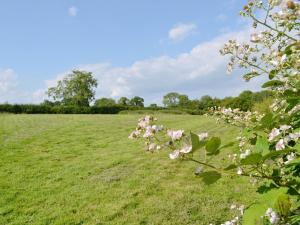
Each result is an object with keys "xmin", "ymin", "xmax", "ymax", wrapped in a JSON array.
[{"xmin": 0, "ymin": 0, "xmax": 265, "ymax": 105}]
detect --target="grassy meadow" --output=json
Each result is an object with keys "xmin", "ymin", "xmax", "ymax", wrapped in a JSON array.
[{"xmin": 0, "ymin": 114, "xmax": 258, "ymax": 225}]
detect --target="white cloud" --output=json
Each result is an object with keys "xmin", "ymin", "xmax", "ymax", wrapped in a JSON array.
[
  {"xmin": 1, "ymin": 26, "xmax": 265, "ymax": 105},
  {"xmin": 44, "ymin": 27, "xmax": 264, "ymax": 105},
  {"xmin": 0, "ymin": 69, "xmax": 17, "ymax": 93},
  {"xmin": 68, "ymin": 6, "xmax": 78, "ymax": 17},
  {"xmin": 168, "ymin": 23, "xmax": 198, "ymax": 41},
  {"xmin": 0, "ymin": 69, "xmax": 47, "ymax": 104}
]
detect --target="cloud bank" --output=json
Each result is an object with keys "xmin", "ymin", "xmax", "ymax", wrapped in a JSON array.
[
  {"xmin": 43, "ymin": 27, "xmax": 264, "ymax": 105},
  {"xmin": 0, "ymin": 27, "xmax": 265, "ymax": 105}
]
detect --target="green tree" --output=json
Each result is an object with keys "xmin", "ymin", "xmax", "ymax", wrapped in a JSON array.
[
  {"xmin": 129, "ymin": 96, "xmax": 144, "ymax": 107},
  {"xmin": 118, "ymin": 97, "xmax": 130, "ymax": 105},
  {"xmin": 95, "ymin": 98, "xmax": 116, "ymax": 107},
  {"xmin": 47, "ymin": 70, "xmax": 98, "ymax": 107},
  {"xmin": 178, "ymin": 94, "xmax": 190, "ymax": 108},
  {"xmin": 162, "ymin": 92, "xmax": 180, "ymax": 107},
  {"xmin": 149, "ymin": 103, "xmax": 158, "ymax": 108}
]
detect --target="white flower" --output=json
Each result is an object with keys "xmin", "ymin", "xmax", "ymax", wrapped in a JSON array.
[
  {"xmin": 156, "ymin": 145, "xmax": 161, "ymax": 150},
  {"xmin": 179, "ymin": 145, "xmax": 192, "ymax": 154},
  {"xmin": 230, "ymin": 204, "xmax": 237, "ymax": 210},
  {"xmin": 285, "ymin": 152, "xmax": 295, "ymax": 164},
  {"xmin": 265, "ymin": 208, "xmax": 280, "ymax": 225},
  {"xmin": 280, "ymin": 125, "xmax": 291, "ymax": 131},
  {"xmin": 167, "ymin": 129, "xmax": 184, "ymax": 141},
  {"xmin": 148, "ymin": 143, "xmax": 156, "ymax": 151},
  {"xmin": 152, "ymin": 125, "xmax": 163, "ymax": 132},
  {"xmin": 280, "ymin": 54, "xmax": 287, "ymax": 63},
  {"xmin": 289, "ymin": 132, "xmax": 300, "ymax": 141},
  {"xmin": 250, "ymin": 33, "xmax": 263, "ymax": 42},
  {"xmin": 169, "ymin": 150, "xmax": 180, "ymax": 160},
  {"xmin": 268, "ymin": 128, "xmax": 280, "ymax": 141},
  {"xmin": 222, "ymin": 108, "xmax": 232, "ymax": 115},
  {"xmin": 198, "ymin": 132, "xmax": 208, "ymax": 140},
  {"xmin": 240, "ymin": 149, "xmax": 251, "ymax": 159},
  {"xmin": 238, "ymin": 205, "xmax": 245, "ymax": 215},
  {"xmin": 275, "ymin": 139, "xmax": 285, "ymax": 150},
  {"xmin": 237, "ymin": 167, "xmax": 243, "ymax": 175}
]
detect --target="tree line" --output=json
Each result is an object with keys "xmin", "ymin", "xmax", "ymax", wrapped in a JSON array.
[{"xmin": 0, "ymin": 70, "xmax": 273, "ymax": 114}]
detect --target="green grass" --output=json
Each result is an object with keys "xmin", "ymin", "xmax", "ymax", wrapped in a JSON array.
[{"xmin": 0, "ymin": 114, "xmax": 258, "ymax": 225}]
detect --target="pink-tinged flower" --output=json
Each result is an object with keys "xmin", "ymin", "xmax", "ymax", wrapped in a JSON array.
[
  {"xmin": 279, "ymin": 124, "xmax": 291, "ymax": 131},
  {"xmin": 138, "ymin": 120, "xmax": 149, "ymax": 129},
  {"xmin": 198, "ymin": 132, "xmax": 208, "ymax": 140},
  {"xmin": 179, "ymin": 146, "xmax": 192, "ymax": 154},
  {"xmin": 169, "ymin": 150, "xmax": 180, "ymax": 160},
  {"xmin": 275, "ymin": 139, "xmax": 285, "ymax": 150},
  {"xmin": 143, "ymin": 126, "xmax": 154, "ymax": 138},
  {"xmin": 167, "ymin": 129, "xmax": 184, "ymax": 141},
  {"xmin": 268, "ymin": 128, "xmax": 280, "ymax": 141}
]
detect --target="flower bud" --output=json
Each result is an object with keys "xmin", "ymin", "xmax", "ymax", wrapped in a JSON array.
[
  {"xmin": 243, "ymin": 5, "xmax": 249, "ymax": 11},
  {"xmin": 287, "ymin": 1, "xmax": 296, "ymax": 9}
]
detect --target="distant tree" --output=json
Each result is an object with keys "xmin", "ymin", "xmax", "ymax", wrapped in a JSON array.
[
  {"xmin": 95, "ymin": 98, "xmax": 116, "ymax": 107},
  {"xmin": 163, "ymin": 92, "xmax": 180, "ymax": 107},
  {"xmin": 129, "ymin": 96, "xmax": 144, "ymax": 107},
  {"xmin": 178, "ymin": 94, "xmax": 190, "ymax": 108},
  {"xmin": 47, "ymin": 70, "xmax": 98, "ymax": 107},
  {"xmin": 149, "ymin": 103, "xmax": 158, "ymax": 108},
  {"xmin": 118, "ymin": 97, "xmax": 130, "ymax": 105},
  {"xmin": 199, "ymin": 95, "xmax": 214, "ymax": 109}
]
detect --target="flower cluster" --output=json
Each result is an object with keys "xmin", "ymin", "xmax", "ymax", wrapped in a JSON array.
[
  {"xmin": 264, "ymin": 208, "xmax": 280, "ymax": 224},
  {"xmin": 217, "ymin": 204, "xmax": 244, "ymax": 225},
  {"xmin": 210, "ymin": 106, "xmax": 264, "ymax": 128},
  {"xmin": 128, "ymin": 115, "xmax": 164, "ymax": 151},
  {"xmin": 129, "ymin": 115, "xmax": 209, "ymax": 159}
]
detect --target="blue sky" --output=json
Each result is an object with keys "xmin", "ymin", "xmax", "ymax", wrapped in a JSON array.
[{"xmin": 0, "ymin": 0, "xmax": 264, "ymax": 104}]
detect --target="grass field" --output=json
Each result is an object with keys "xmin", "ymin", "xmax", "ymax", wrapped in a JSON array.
[{"xmin": 0, "ymin": 114, "xmax": 258, "ymax": 225}]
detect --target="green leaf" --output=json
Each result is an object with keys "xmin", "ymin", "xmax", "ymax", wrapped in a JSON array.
[
  {"xmin": 199, "ymin": 171, "xmax": 221, "ymax": 185},
  {"xmin": 224, "ymin": 164, "xmax": 237, "ymax": 171},
  {"xmin": 243, "ymin": 188, "xmax": 288, "ymax": 225},
  {"xmin": 190, "ymin": 132, "xmax": 201, "ymax": 152},
  {"xmin": 284, "ymin": 43, "xmax": 296, "ymax": 55},
  {"xmin": 219, "ymin": 141, "xmax": 235, "ymax": 150},
  {"xmin": 262, "ymin": 80, "xmax": 284, "ymax": 88},
  {"xmin": 269, "ymin": 70, "xmax": 277, "ymax": 80},
  {"xmin": 255, "ymin": 136, "xmax": 269, "ymax": 155},
  {"xmin": 241, "ymin": 153, "xmax": 262, "ymax": 165},
  {"xmin": 260, "ymin": 113, "xmax": 273, "ymax": 129},
  {"xmin": 205, "ymin": 137, "xmax": 221, "ymax": 155},
  {"xmin": 285, "ymin": 157, "xmax": 300, "ymax": 167}
]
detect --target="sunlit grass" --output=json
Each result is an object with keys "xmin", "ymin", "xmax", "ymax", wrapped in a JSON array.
[{"xmin": 0, "ymin": 114, "xmax": 258, "ymax": 225}]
